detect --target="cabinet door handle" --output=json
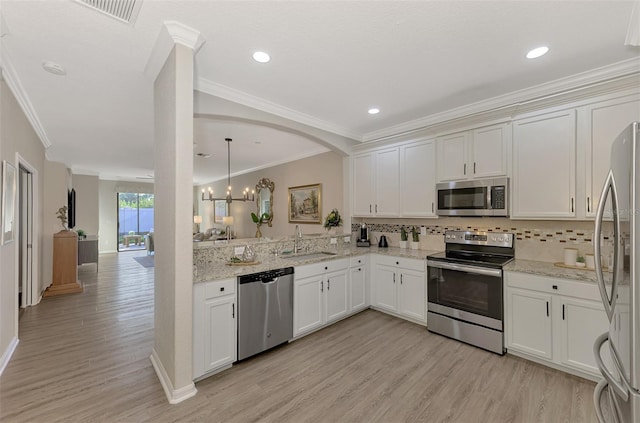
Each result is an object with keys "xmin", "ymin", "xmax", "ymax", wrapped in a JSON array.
[
  {"xmin": 321, "ymin": 281, "xmax": 324, "ymax": 292},
  {"xmin": 369, "ymin": 204, "xmax": 372, "ymax": 213},
  {"xmin": 464, "ymin": 163, "xmax": 467, "ymax": 175},
  {"xmin": 400, "ymin": 274, "xmax": 403, "ymax": 284},
  {"xmin": 327, "ymin": 279, "xmax": 330, "ymax": 290},
  {"xmin": 393, "ymin": 274, "xmax": 396, "ymax": 283},
  {"xmin": 375, "ymin": 204, "xmax": 378, "ymax": 213},
  {"xmin": 473, "ymin": 162, "xmax": 476, "ymax": 174},
  {"xmin": 571, "ymin": 197, "xmax": 574, "ymax": 213},
  {"xmin": 546, "ymin": 301, "xmax": 549, "ymax": 317},
  {"xmin": 562, "ymin": 304, "xmax": 565, "ymax": 320},
  {"xmin": 358, "ymin": 268, "xmax": 361, "ymax": 271},
  {"xmin": 552, "ymin": 285, "xmax": 558, "ymax": 290},
  {"xmin": 232, "ymin": 303, "xmax": 235, "ymax": 318},
  {"xmin": 587, "ymin": 197, "xmax": 591, "ymax": 213},
  {"xmin": 432, "ymin": 202, "xmax": 434, "ymax": 213}
]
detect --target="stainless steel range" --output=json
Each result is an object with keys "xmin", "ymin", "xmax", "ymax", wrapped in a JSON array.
[{"xmin": 426, "ymin": 230, "xmax": 514, "ymax": 355}]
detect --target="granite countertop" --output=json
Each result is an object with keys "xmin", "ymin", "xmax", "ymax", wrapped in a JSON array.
[
  {"xmin": 194, "ymin": 245, "xmax": 439, "ymax": 283},
  {"xmin": 504, "ymin": 259, "xmax": 610, "ymax": 284}
]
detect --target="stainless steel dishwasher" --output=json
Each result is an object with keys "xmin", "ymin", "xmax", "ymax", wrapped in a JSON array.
[{"xmin": 237, "ymin": 267, "xmax": 294, "ymax": 361}]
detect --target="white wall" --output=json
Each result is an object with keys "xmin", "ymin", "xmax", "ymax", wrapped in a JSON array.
[
  {"xmin": 72, "ymin": 174, "xmax": 99, "ymax": 236},
  {"xmin": 196, "ymin": 151, "xmax": 344, "ymax": 239},
  {"xmin": 98, "ymin": 180, "xmax": 153, "ymax": 253},
  {"xmin": 0, "ymin": 78, "xmax": 46, "ymax": 371}
]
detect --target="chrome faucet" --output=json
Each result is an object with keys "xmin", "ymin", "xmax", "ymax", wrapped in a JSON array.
[{"xmin": 294, "ymin": 225, "xmax": 302, "ymax": 254}]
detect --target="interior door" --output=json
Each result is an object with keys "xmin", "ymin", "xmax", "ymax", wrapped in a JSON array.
[{"xmin": 19, "ymin": 166, "xmax": 33, "ymax": 308}]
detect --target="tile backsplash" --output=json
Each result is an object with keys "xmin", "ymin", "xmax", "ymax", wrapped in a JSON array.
[{"xmin": 351, "ymin": 217, "xmax": 614, "ymax": 264}]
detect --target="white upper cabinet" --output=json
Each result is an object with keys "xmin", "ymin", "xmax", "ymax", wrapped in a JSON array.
[
  {"xmin": 437, "ymin": 132, "xmax": 469, "ymax": 181},
  {"xmin": 512, "ymin": 109, "xmax": 577, "ymax": 218},
  {"xmin": 352, "ymin": 153, "xmax": 376, "ymax": 216},
  {"xmin": 471, "ymin": 124, "xmax": 509, "ymax": 179},
  {"xmin": 352, "ymin": 139, "xmax": 436, "ymax": 218},
  {"xmin": 437, "ymin": 123, "xmax": 508, "ymax": 182},
  {"xmin": 351, "ymin": 148, "xmax": 400, "ymax": 217},
  {"xmin": 374, "ymin": 147, "xmax": 400, "ymax": 217},
  {"xmin": 401, "ymin": 139, "xmax": 437, "ymax": 217},
  {"xmin": 582, "ymin": 94, "xmax": 640, "ymax": 218}
]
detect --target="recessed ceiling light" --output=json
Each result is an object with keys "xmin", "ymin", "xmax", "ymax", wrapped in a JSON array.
[
  {"xmin": 526, "ymin": 46, "xmax": 549, "ymax": 59},
  {"xmin": 368, "ymin": 108, "xmax": 380, "ymax": 115},
  {"xmin": 252, "ymin": 51, "xmax": 271, "ymax": 63},
  {"xmin": 42, "ymin": 61, "xmax": 66, "ymax": 76}
]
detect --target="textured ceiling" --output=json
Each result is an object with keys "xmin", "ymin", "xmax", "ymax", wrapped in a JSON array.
[{"xmin": 0, "ymin": 1, "xmax": 638, "ymax": 182}]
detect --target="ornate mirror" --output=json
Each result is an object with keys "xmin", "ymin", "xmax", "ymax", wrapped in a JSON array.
[{"xmin": 255, "ymin": 178, "xmax": 275, "ymax": 227}]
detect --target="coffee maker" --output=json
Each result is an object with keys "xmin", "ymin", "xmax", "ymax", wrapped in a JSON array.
[{"xmin": 357, "ymin": 223, "xmax": 370, "ymax": 247}]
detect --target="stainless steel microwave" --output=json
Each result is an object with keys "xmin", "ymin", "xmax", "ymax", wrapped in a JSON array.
[{"xmin": 436, "ymin": 177, "xmax": 509, "ymax": 217}]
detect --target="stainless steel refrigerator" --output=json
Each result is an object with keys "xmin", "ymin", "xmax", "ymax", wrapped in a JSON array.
[{"xmin": 593, "ymin": 122, "xmax": 640, "ymax": 422}]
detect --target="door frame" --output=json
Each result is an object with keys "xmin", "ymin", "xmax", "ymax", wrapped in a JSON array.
[{"xmin": 15, "ymin": 153, "xmax": 40, "ymax": 306}]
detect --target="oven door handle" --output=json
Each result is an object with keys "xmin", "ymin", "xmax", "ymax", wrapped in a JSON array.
[{"xmin": 427, "ymin": 260, "xmax": 502, "ymax": 277}]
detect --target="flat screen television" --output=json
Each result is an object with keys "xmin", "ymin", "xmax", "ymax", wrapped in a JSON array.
[{"xmin": 67, "ymin": 189, "xmax": 76, "ymax": 229}]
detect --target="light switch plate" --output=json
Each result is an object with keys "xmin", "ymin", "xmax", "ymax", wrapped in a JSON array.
[
  {"xmin": 343, "ymin": 236, "xmax": 351, "ymax": 243},
  {"xmin": 330, "ymin": 237, "xmax": 337, "ymax": 244},
  {"xmin": 234, "ymin": 246, "xmax": 245, "ymax": 256},
  {"xmin": 421, "ymin": 226, "xmax": 427, "ymax": 236}
]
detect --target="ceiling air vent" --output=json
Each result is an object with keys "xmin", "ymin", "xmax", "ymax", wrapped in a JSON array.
[{"xmin": 75, "ymin": 0, "xmax": 142, "ymax": 25}]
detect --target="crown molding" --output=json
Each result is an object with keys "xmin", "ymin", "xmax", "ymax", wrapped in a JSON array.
[
  {"xmin": 195, "ymin": 78, "xmax": 362, "ymax": 142},
  {"xmin": 144, "ymin": 21, "xmax": 205, "ymax": 80},
  {"xmin": 0, "ymin": 47, "xmax": 52, "ymax": 148},
  {"xmin": 363, "ymin": 57, "xmax": 640, "ymax": 142}
]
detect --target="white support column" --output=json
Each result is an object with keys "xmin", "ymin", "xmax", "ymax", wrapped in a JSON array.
[{"xmin": 146, "ymin": 21, "xmax": 204, "ymax": 405}]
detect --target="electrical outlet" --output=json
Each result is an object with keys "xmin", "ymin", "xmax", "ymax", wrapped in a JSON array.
[
  {"xmin": 330, "ymin": 237, "xmax": 337, "ymax": 244},
  {"xmin": 343, "ymin": 236, "xmax": 351, "ymax": 243},
  {"xmin": 234, "ymin": 246, "xmax": 245, "ymax": 256},
  {"xmin": 421, "ymin": 226, "xmax": 427, "ymax": 236}
]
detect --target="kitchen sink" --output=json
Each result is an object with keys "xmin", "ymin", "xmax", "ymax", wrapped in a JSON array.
[{"xmin": 281, "ymin": 251, "xmax": 337, "ymax": 260}]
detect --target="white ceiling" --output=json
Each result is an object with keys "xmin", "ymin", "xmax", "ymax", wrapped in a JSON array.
[{"xmin": 0, "ymin": 1, "xmax": 638, "ymax": 183}]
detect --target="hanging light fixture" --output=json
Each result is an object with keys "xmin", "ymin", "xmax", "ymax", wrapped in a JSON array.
[{"xmin": 201, "ymin": 138, "xmax": 255, "ymax": 203}]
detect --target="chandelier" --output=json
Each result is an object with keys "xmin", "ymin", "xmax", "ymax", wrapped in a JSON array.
[{"xmin": 201, "ymin": 138, "xmax": 255, "ymax": 203}]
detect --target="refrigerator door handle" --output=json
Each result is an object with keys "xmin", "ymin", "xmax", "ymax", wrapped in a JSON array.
[
  {"xmin": 593, "ymin": 332, "xmax": 629, "ymax": 402},
  {"xmin": 594, "ymin": 170, "xmax": 620, "ymax": 321}
]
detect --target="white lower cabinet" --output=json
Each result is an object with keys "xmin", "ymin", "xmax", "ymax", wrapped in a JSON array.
[
  {"xmin": 349, "ymin": 255, "xmax": 369, "ymax": 312},
  {"xmin": 294, "ymin": 258, "xmax": 350, "ymax": 337},
  {"xmin": 505, "ymin": 271, "xmax": 610, "ymax": 379},
  {"xmin": 193, "ymin": 278, "xmax": 237, "ymax": 380},
  {"xmin": 372, "ymin": 255, "xmax": 426, "ymax": 324}
]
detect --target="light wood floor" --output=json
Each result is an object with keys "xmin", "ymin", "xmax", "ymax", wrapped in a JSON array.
[{"xmin": 1, "ymin": 251, "xmax": 598, "ymax": 422}]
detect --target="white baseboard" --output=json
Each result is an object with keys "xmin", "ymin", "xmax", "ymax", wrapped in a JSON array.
[
  {"xmin": 0, "ymin": 336, "xmax": 19, "ymax": 376},
  {"xmin": 150, "ymin": 348, "xmax": 197, "ymax": 404}
]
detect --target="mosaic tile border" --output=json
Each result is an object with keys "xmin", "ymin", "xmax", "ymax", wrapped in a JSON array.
[{"xmin": 351, "ymin": 223, "xmax": 612, "ymax": 244}]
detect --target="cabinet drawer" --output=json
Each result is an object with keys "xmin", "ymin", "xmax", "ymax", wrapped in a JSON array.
[
  {"xmin": 505, "ymin": 271, "xmax": 600, "ymax": 302},
  {"xmin": 296, "ymin": 258, "xmax": 349, "ymax": 279},
  {"xmin": 350, "ymin": 255, "xmax": 369, "ymax": 267},
  {"xmin": 375, "ymin": 254, "xmax": 425, "ymax": 272},
  {"xmin": 204, "ymin": 278, "xmax": 236, "ymax": 299}
]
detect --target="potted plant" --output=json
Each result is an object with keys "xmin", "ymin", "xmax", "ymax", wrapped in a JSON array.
[
  {"xmin": 399, "ymin": 226, "xmax": 408, "ymax": 249},
  {"xmin": 251, "ymin": 212, "xmax": 270, "ymax": 238},
  {"xmin": 323, "ymin": 208, "xmax": 342, "ymax": 234},
  {"xmin": 76, "ymin": 229, "xmax": 86, "ymax": 239},
  {"xmin": 575, "ymin": 255, "xmax": 586, "ymax": 268},
  {"xmin": 55, "ymin": 205, "xmax": 68, "ymax": 231},
  {"xmin": 411, "ymin": 226, "xmax": 420, "ymax": 250}
]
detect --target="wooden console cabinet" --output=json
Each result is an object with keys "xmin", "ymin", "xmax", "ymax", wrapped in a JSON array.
[{"xmin": 44, "ymin": 231, "xmax": 83, "ymax": 297}]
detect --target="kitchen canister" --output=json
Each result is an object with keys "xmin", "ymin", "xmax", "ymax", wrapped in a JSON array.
[{"xmin": 564, "ymin": 248, "xmax": 578, "ymax": 266}]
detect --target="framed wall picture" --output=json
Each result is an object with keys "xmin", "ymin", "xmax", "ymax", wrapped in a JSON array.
[
  {"xmin": 2, "ymin": 160, "xmax": 17, "ymax": 245},
  {"xmin": 213, "ymin": 199, "xmax": 229, "ymax": 223},
  {"xmin": 288, "ymin": 183, "xmax": 322, "ymax": 224}
]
